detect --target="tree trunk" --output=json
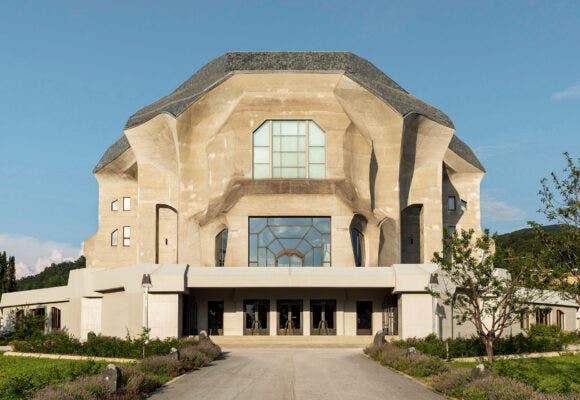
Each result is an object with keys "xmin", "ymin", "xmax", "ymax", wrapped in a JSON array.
[{"xmin": 484, "ymin": 338, "xmax": 494, "ymax": 363}]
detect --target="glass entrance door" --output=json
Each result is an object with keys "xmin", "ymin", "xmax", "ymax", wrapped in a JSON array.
[
  {"xmin": 356, "ymin": 301, "xmax": 373, "ymax": 335},
  {"xmin": 311, "ymin": 300, "xmax": 336, "ymax": 335},
  {"xmin": 208, "ymin": 301, "xmax": 224, "ymax": 336},
  {"xmin": 277, "ymin": 300, "xmax": 303, "ymax": 335},
  {"xmin": 244, "ymin": 299, "xmax": 270, "ymax": 335}
]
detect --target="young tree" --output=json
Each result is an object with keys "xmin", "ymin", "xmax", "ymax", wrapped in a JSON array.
[
  {"xmin": 430, "ymin": 229, "xmax": 540, "ymax": 363},
  {"xmin": 7, "ymin": 256, "xmax": 16, "ymax": 292},
  {"xmin": 0, "ymin": 251, "xmax": 7, "ymax": 295},
  {"xmin": 532, "ymin": 152, "xmax": 579, "ymax": 304}
]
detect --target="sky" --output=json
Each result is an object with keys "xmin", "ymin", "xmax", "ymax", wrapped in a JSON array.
[{"xmin": 0, "ymin": 1, "xmax": 578, "ymax": 277}]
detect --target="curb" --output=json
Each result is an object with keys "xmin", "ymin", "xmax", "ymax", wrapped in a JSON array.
[{"xmin": 3, "ymin": 351, "xmax": 136, "ymax": 363}]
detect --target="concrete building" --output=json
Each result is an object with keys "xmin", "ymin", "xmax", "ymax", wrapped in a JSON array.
[{"xmin": 1, "ymin": 52, "xmax": 577, "ymax": 339}]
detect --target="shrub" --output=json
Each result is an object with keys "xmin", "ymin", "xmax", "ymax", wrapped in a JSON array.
[
  {"xmin": 180, "ymin": 347, "xmax": 208, "ymax": 369},
  {"xmin": 432, "ymin": 368, "xmax": 471, "ymax": 398},
  {"xmin": 32, "ymin": 375, "xmax": 109, "ymax": 400},
  {"xmin": 119, "ymin": 365, "xmax": 162, "ymax": 394},
  {"xmin": 195, "ymin": 339, "xmax": 222, "ymax": 360},
  {"xmin": 138, "ymin": 355, "xmax": 182, "ymax": 377},
  {"xmin": 365, "ymin": 342, "xmax": 448, "ymax": 377}
]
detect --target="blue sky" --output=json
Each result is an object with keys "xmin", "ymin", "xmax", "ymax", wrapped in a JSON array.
[{"xmin": 0, "ymin": 1, "xmax": 578, "ymax": 276}]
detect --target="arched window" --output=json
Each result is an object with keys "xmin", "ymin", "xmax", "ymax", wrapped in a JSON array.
[
  {"xmin": 350, "ymin": 228, "xmax": 365, "ymax": 267},
  {"xmin": 215, "ymin": 229, "xmax": 228, "ymax": 266},
  {"xmin": 111, "ymin": 229, "xmax": 118, "ymax": 246},
  {"xmin": 252, "ymin": 120, "xmax": 326, "ymax": 179}
]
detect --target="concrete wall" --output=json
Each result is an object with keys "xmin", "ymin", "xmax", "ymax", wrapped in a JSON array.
[
  {"xmin": 398, "ymin": 293, "xmax": 433, "ymax": 339},
  {"xmin": 85, "ymin": 73, "xmax": 484, "ymax": 270}
]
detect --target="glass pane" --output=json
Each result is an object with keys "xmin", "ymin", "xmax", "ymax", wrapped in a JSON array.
[
  {"xmin": 269, "ymin": 217, "xmax": 312, "ymax": 225},
  {"xmin": 253, "ymin": 163, "xmax": 270, "ymax": 179},
  {"xmin": 297, "ymin": 121, "xmax": 306, "ymax": 135},
  {"xmin": 279, "ymin": 238, "xmax": 301, "ymax": 249},
  {"xmin": 254, "ymin": 147, "xmax": 269, "ymax": 163},
  {"xmin": 298, "ymin": 136, "xmax": 306, "ymax": 151},
  {"xmin": 309, "ymin": 164, "xmax": 325, "ymax": 178},
  {"xmin": 270, "ymin": 225, "xmax": 308, "ymax": 238},
  {"xmin": 280, "ymin": 152, "xmax": 298, "ymax": 167},
  {"xmin": 297, "ymin": 240, "xmax": 311, "ymax": 254},
  {"xmin": 272, "ymin": 121, "xmax": 281, "ymax": 135},
  {"xmin": 313, "ymin": 217, "xmax": 330, "ymax": 233},
  {"xmin": 249, "ymin": 217, "xmax": 267, "ymax": 233},
  {"xmin": 253, "ymin": 122, "xmax": 269, "ymax": 146},
  {"xmin": 278, "ymin": 255, "xmax": 289, "ymax": 266},
  {"xmin": 298, "ymin": 168, "xmax": 306, "ymax": 178},
  {"xmin": 298, "ymin": 153, "xmax": 306, "ymax": 166},
  {"xmin": 309, "ymin": 147, "xmax": 325, "ymax": 163},
  {"xmin": 269, "ymin": 239, "xmax": 283, "ymax": 254},
  {"xmin": 281, "ymin": 168, "xmax": 298, "ymax": 178},
  {"xmin": 258, "ymin": 228, "xmax": 275, "ymax": 246},
  {"xmin": 272, "ymin": 152, "xmax": 281, "ymax": 166},
  {"xmin": 273, "ymin": 136, "xmax": 280, "ymax": 151},
  {"xmin": 305, "ymin": 228, "xmax": 322, "ymax": 246},
  {"xmin": 281, "ymin": 121, "xmax": 298, "ymax": 135},
  {"xmin": 290, "ymin": 255, "xmax": 303, "ymax": 266},
  {"xmin": 249, "ymin": 235, "xmax": 258, "ymax": 261},
  {"xmin": 281, "ymin": 136, "xmax": 298, "ymax": 151},
  {"xmin": 309, "ymin": 122, "xmax": 325, "ymax": 146}
]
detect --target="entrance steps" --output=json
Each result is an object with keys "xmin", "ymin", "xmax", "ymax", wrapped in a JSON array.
[{"xmin": 209, "ymin": 335, "xmax": 381, "ymax": 348}]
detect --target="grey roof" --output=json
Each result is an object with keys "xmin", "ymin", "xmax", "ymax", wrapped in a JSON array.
[
  {"xmin": 94, "ymin": 52, "xmax": 483, "ymax": 172},
  {"xmin": 448, "ymin": 135, "xmax": 485, "ymax": 172}
]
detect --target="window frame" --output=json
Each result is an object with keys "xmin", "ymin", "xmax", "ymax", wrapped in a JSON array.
[
  {"xmin": 111, "ymin": 229, "xmax": 119, "ymax": 246},
  {"xmin": 50, "ymin": 307, "xmax": 61, "ymax": 330},
  {"xmin": 215, "ymin": 228, "xmax": 228, "ymax": 267},
  {"xmin": 111, "ymin": 200, "xmax": 119, "ymax": 211},
  {"xmin": 123, "ymin": 197, "xmax": 131, "ymax": 211},
  {"xmin": 122, "ymin": 226, "xmax": 131, "ymax": 247},
  {"xmin": 252, "ymin": 120, "xmax": 326, "ymax": 179},
  {"xmin": 448, "ymin": 196, "xmax": 456, "ymax": 211}
]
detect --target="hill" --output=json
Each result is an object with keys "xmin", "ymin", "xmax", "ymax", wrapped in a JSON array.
[
  {"xmin": 15, "ymin": 256, "xmax": 86, "ymax": 291},
  {"xmin": 494, "ymin": 224, "xmax": 564, "ymax": 254}
]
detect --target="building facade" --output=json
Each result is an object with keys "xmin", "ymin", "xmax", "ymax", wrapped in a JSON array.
[{"xmin": 1, "ymin": 52, "xmax": 577, "ymax": 339}]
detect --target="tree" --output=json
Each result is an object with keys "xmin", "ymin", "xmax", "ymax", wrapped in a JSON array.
[
  {"xmin": 7, "ymin": 256, "xmax": 16, "ymax": 292},
  {"xmin": 0, "ymin": 251, "xmax": 6, "ymax": 294},
  {"xmin": 429, "ymin": 229, "xmax": 540, "ymax": 363},
  {"xmin": 532, "ymin": 152, "xmax": 579, "ymax": 304}
]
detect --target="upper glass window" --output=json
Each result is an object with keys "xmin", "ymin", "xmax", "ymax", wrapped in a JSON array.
[
  {"xmin": 252, "ymin": 120, "xmax": 326, "ymax": 179},
  {"xmin": 215, "ymin": 229, "xmax": 228, "ymax": 267},
  {"xmin": 249, "ymin": 217, "xmax": 331, "ymax": 267},
  {"xmin": 350, "ymin": 228, "xmax": 365, "ymax": 267}
]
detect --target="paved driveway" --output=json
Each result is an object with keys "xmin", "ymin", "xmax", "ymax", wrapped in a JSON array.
[{"xmin": 149, "ymin": 347, "xmax": 444, "ymax": 400}]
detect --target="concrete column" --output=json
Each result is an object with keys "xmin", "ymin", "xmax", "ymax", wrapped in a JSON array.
[
  {"xmin": 336, "ymin": 297, "xmax": 345, "ymax": 336},
  {"xmin": 269, "ymin": 298, "xmax": 277, "ymax": 336},
  {"xmin": 303, "ymin": 298, "xmax": 310, "ymax": 336},
  {"xmin": 398, "ymin": 293, "xmax": 433, "ymax": 339},
  {"xmin": 372, "ymin": 299, "xmax": 382, "ymax": 335}
]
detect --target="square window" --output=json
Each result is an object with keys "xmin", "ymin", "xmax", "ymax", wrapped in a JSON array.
[
  {"xmin": 448, "ymin": 196, "xmax": 456, "ymax": 211},
  {"xmin": 447, "ymin": 226, "xmax": 456, "ymax": 236},
  {"xmin": 111, "ymin": 230, "xmax": 118, "ymax": 246},
  {"xmin": 123, "ymin": 197, "xmax": 131, "ymax": 211},
  {"xmin": 460, "ymin": 200, "xmax": 467, "ymax": 212}
]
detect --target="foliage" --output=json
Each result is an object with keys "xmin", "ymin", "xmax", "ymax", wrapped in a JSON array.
[
  {"xmin": 11, "ymin": 330, "xmax": 183, "ymax": 359},
  {"xmin": 364, "ymin": 342, "xmax": 449, "ymax": 377},
  {"xmin": 138, "ymin": 355, "xmax": 182, "ymax": 377},
  {"xmin": 430, "ymin": 228, "xmax": 543, "ymax": 362},
  {"xmin": 15, "ymin": 256, "xmax": 86, "ymax": 292},
  {"xmin": 528, "ymin": 152, "xmax": 580, "ymax": 304},
  {"xmin": 0, "ymin": 251, "xmax": 17, "ymax": 299},
  {"xmin": 432, "ymin": 367, "xmax": 471, "ymax": 397},
  {"xmin": 0, "ymin": 353, "xmax": 106, "ymax": 400},
  {"xmin": 492, "ymin": 354, "xmax": 580, "ymax": 394}
]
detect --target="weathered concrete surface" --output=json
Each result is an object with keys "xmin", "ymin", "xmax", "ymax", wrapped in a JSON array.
[{"xmin": 149, "ymin": 347, "xmax": 444, "ymax": 400}]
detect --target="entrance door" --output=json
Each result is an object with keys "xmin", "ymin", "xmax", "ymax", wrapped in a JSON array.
[
  {"xmin": 356, "ymin": 301, "xmax": 373, "ymax": 335},
  {"xmin": 311, "ymin": 300, "xmax": 336, "ymax": 335},
  {"xmin": 208, "ymin": 301, "xmax": 224, "ymax": 336},
  {"xmin": 244, "ymin": 299, "xmax": 270, "ymax": 335},
  {"xmin": 277, "ymin": 300, "xmax": 303, "ymax": 335}
]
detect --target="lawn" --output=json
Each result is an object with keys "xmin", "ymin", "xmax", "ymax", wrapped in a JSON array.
[
  {"xmin": 0, "ymin": 353, "xmax": 108, "ymax": 399},
  {"xmin": 452, "ymin": 354, "xmax": 580, "ymax": 394}
]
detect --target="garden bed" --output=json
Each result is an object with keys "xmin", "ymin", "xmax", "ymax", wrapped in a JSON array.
[{"xmin": 366, "ymin": 342, "xmax": 580, "ymax": 399}]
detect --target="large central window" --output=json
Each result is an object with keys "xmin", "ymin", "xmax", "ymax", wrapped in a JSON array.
[
  {"xmin": 253, "ymin": 120, "xmax": 326, "ymax": 179},
  {"xmin": 249, "ymin": 217, "xmax": 331, "ymax": 267}
]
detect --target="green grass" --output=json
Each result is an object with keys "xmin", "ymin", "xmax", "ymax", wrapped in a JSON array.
[
  {"xmin": 0, "ymin": 353, "xmax": 107, "ymax": 399},
  {"xmin": 450, "ymin": 354, "xmax": 580, "ymax": 393}
]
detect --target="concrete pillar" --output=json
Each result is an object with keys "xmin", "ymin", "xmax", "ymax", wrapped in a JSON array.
[
  {"xmin": 303, "ymin": 298, "xmax": 310, "ymax": 336},
  {"xmin": 269, "ymin": 298, "xmax": 277, "ymax": 336},
  {"xmin": 398, "ymin": 293, "xmax": 433, "ymax": 339},
  {"xmin": 336, "ymin": 297, "xmax": 345, "ymax": 336}
]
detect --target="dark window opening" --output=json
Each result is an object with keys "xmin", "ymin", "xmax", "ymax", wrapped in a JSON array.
[
  {"xmin": 50, "ymin": 307, "xmax": 61, "ymax": 330},
  {"xmin": 215, "ymin": 229, "xmax": 228, "ymax": 267},
  {"xmin": 244, "ymin": 299, "xmax": 270, "ymax": 335},
  {"xmin": 350, "ymin": 228, "xmax": 365, "ymax": 267},
  {"xmin": 311, "ymin": 300, "xmax": 336, "ymax": 335},
  {"xmin": 207, "ymin": 301, "xmax": 224, "ymax": 336}
]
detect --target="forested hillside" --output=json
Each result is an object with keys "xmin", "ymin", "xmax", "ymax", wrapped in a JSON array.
[{"xmin": 15, "ymin": 256, "xmax": 86, "ymax": 291}]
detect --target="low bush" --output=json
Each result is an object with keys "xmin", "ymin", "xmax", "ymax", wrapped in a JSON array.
[
  {"xmin": 138, "ymin": 355, "xmax": 182, "ymax": 378},
  {"xmin": 465, "ymin": 375, "xmax": 580, "ymax": 400},
  {"xmin": 180, "ymin": 347, "xmax": 208, "ymax": 369},
  {"xmin": 365, "ymin": 342, "xmax": 448, "ymax": 377},
  {"xmin": 432, "ymin": 367, "xmax": 471, "ymax": 398},
  {"xmin": 392, "ymin": 329, "xmax": 577, "ymax": 360},
  {"xmin": 33, "ymin": 375, "xmax": 109, "ymax": 400}
]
